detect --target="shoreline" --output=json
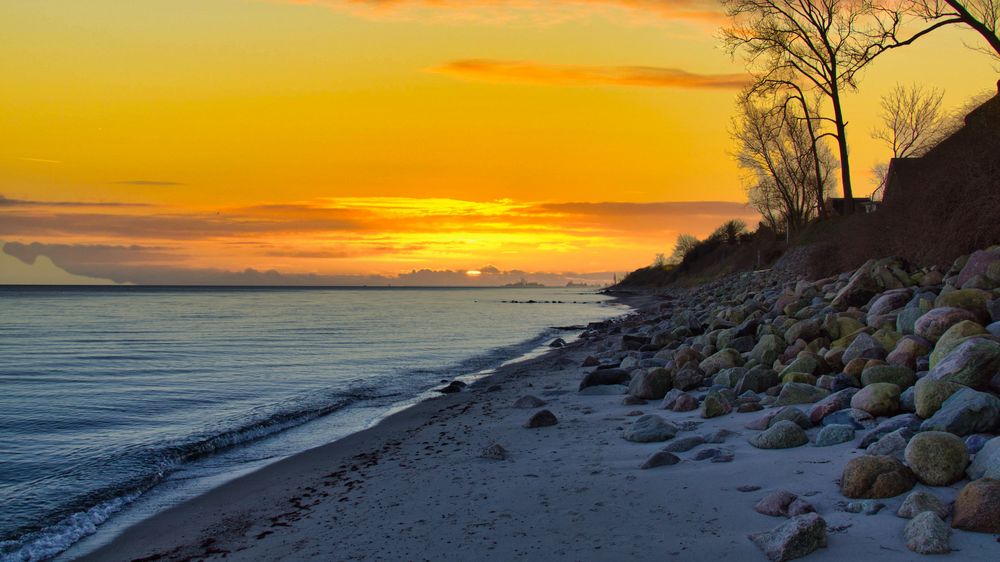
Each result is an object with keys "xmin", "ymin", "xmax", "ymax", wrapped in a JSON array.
[{"xmin": 53, "ymin": 293, "xmax": 646, "ymax": 561}]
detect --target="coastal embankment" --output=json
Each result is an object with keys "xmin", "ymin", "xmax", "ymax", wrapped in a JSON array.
[{"xmin": 81, "ymin": 248, "xmax": 1000, "ymax": 561}]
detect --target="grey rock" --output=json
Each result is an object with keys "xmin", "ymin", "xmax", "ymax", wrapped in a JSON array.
[
  {"xmin": 524, "ymin": 409, "xmax": 558, "ymax": 428},
  {"xmin": 513, "ymin": 395, "xmax": 547, "ymax": 408},
  {"xmin": 864, "ymin": 428, "xmax": 912, "ymax": 460},
  {"xmin": 748, "ymin": 513, "xmax": 827, "ymax": 562},
  {"xmin": 967, "ymin": 436, "xmax": 1000, "ymax": 480},
  {"xmin": 622, "ymin": 414, "xmax": 678, "ymax": 443},
  {"xmin": 814, "ymin": 424, "xmax": 855, "ymax": 447},
  {"xmin": 640, "ymin": 451, "xmax": 681, "ymax": 469},
  {"xmin": 750, "ymin": 420, "xmax": 809, "ymax": 449},
  {"xmin": 920, "ymin": 387, "xmax": 1000, "ymax": 436},
  {"xmin": 662, "ymin": 435, "xmax": 705, "ymax": 453},
  {"xmin": 480, "ymin": 443, "xmax": 508, "ymax": 460},
  {"xmin": 897, "ymin": 490, "xmax": 949, "ymax": 519},
  {"xmin": 775, "ymin": 383, "xmax": 830, "ymax": 406},
  {"xmin": 842, "ymin": 500, "xmax": 885, "ymax": 515},
  {"xmin": 904, "ymin": 511, "xmax": 951, "ymax": 554}
]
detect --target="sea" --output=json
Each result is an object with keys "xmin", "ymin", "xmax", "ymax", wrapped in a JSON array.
[{"xmin": 0, "ymin": 286, "xmax": 626, "ymax": 561}]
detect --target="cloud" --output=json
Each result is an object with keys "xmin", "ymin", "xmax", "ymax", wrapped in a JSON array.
[
  {"xmin": 112, "ymin": 180, "xmax": 184, "ymax": 186},
  {"xmin": 0, "ymin": 194, "xmax": 150, "ymax": 208},
  {"xmin": 431, "ymin": 59, "xmax": 750, "ymax": 89},
  {"xmin": 287, "ymin": 0, "xmax": 726, "ymax": 25}
]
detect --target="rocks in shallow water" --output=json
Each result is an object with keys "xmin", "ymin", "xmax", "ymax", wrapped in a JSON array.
[
  {"xmin": 814, "ymin": 424, "xmax": 855, "ymax": 447},
  {"xmin": 662, "ymin": 435, "xmax": 705, "ymax": 453},
  {"xmin": 897, "ymin": 490, "xmax": 949, "ymax": 519},
  {"xmin": 842, "ymin": 500, "xmax": 885, "ymax": 515},
  {"xmin": 754, "ymin": 490, "xmax": 798, "ymax": 517},
  {"xmin": 748, "ymin": 513, "xmax": 827, "ymax": 562},
  {"xmin": 622, "ymin": 414, "xmax": 678, "ymax": 443},
  {"xmin": 841, "ymin": 455, "xmax": 917, "ymax": 499},
  {"xmin": 627, "ymin": 367, "xmax": 672, "ymax": 399},
  {"xmin": 849, "ymin": 382, "xmax": 900, "ymax": 417},
  {"xmin": 480, "ymin": 443, "xmax": 508, "ymax": 460},
  {"xmin": 967, "ymin": 436, "xmax": 1000, "ymax": 480},
  {"xmin": 919, "ymin": 387, "xmax": 1000, "ymax": 436},
  {"xmin": 437, "ymin": 380, "xmax": 467, "ymax": 393},
  {"xmin": 640, "ymin": 451, "xmax": 681, "ymax": 469},
  {"xmin": 513, "ymin": 395, "xmax": 547, "ymax": 408},
  {"xmin": 774, "ymin": 382, "xmax": 829, "ymax": 406},
  {"xmin": 750, "ymin": 420, "xmax": 808, "ymax": 450},
  {"xmin": 952, "ymin": 478, "xmax": 1000, "ymax": 533},
  {"xmin": 548, "ymin": 337, "xmax": 567, "ymax": 348},
  {"xmin": 693, "ymin": 447, "xmax": 734, "ymax": 462},
  {"xmin": 524, "ymin": 409, "xmax": 558, "ymax": 428},
  {"xmin": 904, "ymin": 431, "xmax": 969, "ymax": 486},
  {"xmin": 904, "ymin": 511, "xmax": 951, "ymax": 554},
  {"xmin": 579, "ymin": 368, "xmax": 631, "ymax": 390}
]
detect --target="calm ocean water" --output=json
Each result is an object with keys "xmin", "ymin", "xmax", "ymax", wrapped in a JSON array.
[{"xmin": 0, "ymin": 286, "xmax": 625, "ymax": 561}]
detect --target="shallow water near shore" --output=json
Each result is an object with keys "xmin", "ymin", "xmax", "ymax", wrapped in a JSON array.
[{"xmin": 0, "ymin": 286, "xmax": 626, "ymax": 561}]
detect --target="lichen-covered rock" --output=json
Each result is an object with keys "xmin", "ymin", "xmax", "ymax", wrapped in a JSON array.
[
  {"xmin": 967, "ymin": 436, "xmax": 1000, "ymax": 480},
  {"xmin": 750, "ymin": 420, "xmax": 809, "ymax": 449},
  {"xmin": 748, "ymin": 513, "xmax": 827, "ymax": 562},
  {"xmin": 627, "ymin": 367, "xmax": 673, "ymax": 399},
  {"xmin": 735, "ymin": 367, "xmax": 780, "ymax": 395},
  {"xmin": 860, "ymin": 364, "xmax": 916, "ymax": 389},
  {"xmin": 814, "ymin": 424, "xmax": 855, "ymax": 447},
  {"xmin": 769, "ymin": 407, "xmax": 811, "ymax": 430},
  {"xmin": 751, "ymin": 334, "xmax": 785, "ymax": 366},
  {"xmin": 850, "ymin": 382, "xmax": 901, "ymax": 417},
  {"xmin": 913, "ymin": 376, "xmax": 962, "ymax": 419},
  {"xmin": 775, "ymin": 382, "xmax": 830, "ymax": 406},
  {"xmin": 841, "ymin": 455, "xmax": 917, "ymax": 499},
  {"xmin": 904, "ymin": 431, "xmax": 970, "ymax": 486},
  {"xmin": 920, "ymin": 387, "xmax": 1000, "ymax": 436},
  {"xmin": 886, "ymin": 335, "xmax": 931, "ymax": 370},
  {"xmin": 928, "ymin": 337, "xmax": 1000, "ymax": 390},
  {"xmin": 842, "ymin": 332, "xmax": 886, "ymax": 364},
  {"xmin": 934, "ymin": 288, "xmax": 991, "ymax": 324},
  {"xmin": 807, "ymin": 388, "xmax": 859, "ymax": 424},
  {"xmin": 865, "ymin": 428, "xmax": 911, "ymax": 460},
  {"xmin": 897, "ymin": 490, "xmax": 949, "ymax": 519},
  {"xmin": 622, "ymin": 414, "xmax": 678, "ymax": 442},
  {"xmin": 914, "ymin": 307, "xmax": 978, "ymax": 342},
  {"xmin": 952, "ymin": 478, "xmax": 1000, "ymax": 533},
  {"xmin": 928, "ymin": 320, "xmax": 986, "ymax": 368},
  {"xmin": 699, "ymin": 348, "xmax": 742, "ymax": 376},
  {"xmin": 904, "ymin": 511, "xmax": 951, "ymax": 554},
  {"xmin": 700, "ymin": 390, "xmax": 733, "ymax": 419}
]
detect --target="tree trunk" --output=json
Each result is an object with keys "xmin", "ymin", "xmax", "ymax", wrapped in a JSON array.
[{"xmin": 830, "ymin": 86, "xmax": 854, "ymax": 213}]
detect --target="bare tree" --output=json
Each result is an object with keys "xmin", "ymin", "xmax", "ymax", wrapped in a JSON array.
[
  {"xmin": 722, "ymin": 0, "xmax": 956, "ymax": 213},
  {"xmin": 906, "ymin": 1, "xmax": 1000, "ymax": 58},
  {"xmin": 872, "ymin": 83, "xmax": 948, "ymax": 158},
  {"xmin": 733, "ymin": 95, "xmax": 837, "ymax": 236},
  {"xmin": 668, "ymin": 233, "xmax": 700, "ymax": 265}
]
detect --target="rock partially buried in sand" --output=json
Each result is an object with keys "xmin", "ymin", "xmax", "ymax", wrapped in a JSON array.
[
  {"xmin": 774, "ymin": 383, "xmax": 829, "ymax": 406},
  {"xmin": 437, "ymin": 380, "xmax": 467, "ymax": 393},
  {"xmin": 897, "ymin": 490, "xmax": 949, "ymax": 519},
  {"xmin": 814, "ymin": 424, "xmax": 855, "ymax": 447},
  {"xmin": 480, "ymin": 443, "xmax": 508, "ymax": 460},
  {"xmin": 967, "ymin": 436, "xmax": 1000, "ymax": 480},
  {"xmin": 840, "ymin": 455, "xmax": 916, "ymax": 499},
  {"xmin": 903, "ymin": 431, "xmax": 969, "ymax": 486},
  {"xmin": 513, "ymin": 395, "xmax": 547, "ymax": 409},
  {"xmin": 919, "ymin": 387, "xmax": 1000, "ymax": 436},
  {"xmin": 578, "ymin": 368, "xmax": 630, "ymax": 390},
  {"xmin": 754, "ymin": 490, "xmax": 798, "ymax": 517},
  {"xmin": 952, "ymin": 478, "xmax": 1000, "ymax": 533},
  {"xmin": 748, "ymin": 513, "xmax": 827, "ymax": 562},
  {"xmin": 662, "ymin": 435, "xmax": 705, "ymax": 453},
  {"xmin": 622, "ymin": 414, "xmax": 678, "ymax": 443},
  {"xmin": 524, "ymin": 409, "xmax": 558, "ymax": 428},
  {"xmin": 640, "ymin": 451, "xmax": 681, "ymax": 469},
  {"xmin": 693, "ymin": 447, "xmax": 734, "ymax": 463},
  {"xmin": 904, "ymin": 511, "xmax": 951, "ymax": 554},
  {"xmin": 749, "ymin": 420, "xmax": 808, "ymax": 450}
]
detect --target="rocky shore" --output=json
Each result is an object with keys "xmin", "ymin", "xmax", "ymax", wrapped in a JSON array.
[{"xmin": 80, "ymin": 247, "xmax": 1000, "ymax": 561}]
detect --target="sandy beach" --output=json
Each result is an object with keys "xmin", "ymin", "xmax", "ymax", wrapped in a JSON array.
[{"xmin": 77, "ymin": 290, "xmax": 998, "ymax": 561}]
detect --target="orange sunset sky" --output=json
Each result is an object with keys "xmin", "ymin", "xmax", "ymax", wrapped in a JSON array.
[{"xmin": 1, "ymin": 0, "xmax": 997, "ymax": 285}]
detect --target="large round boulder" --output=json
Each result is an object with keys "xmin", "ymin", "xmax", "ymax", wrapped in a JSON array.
[
  {"xmin": 841, "ymin": 455, "xmax": 917, "ymax": 499},
  {"xmin": 967, "ymin": 436, "xmax": 1000, "ymax": 480},
  {"xmin": 928, "ymin": 337, "xmax": 1000, "ymax": 390},
  {"xmin": 934, "ymin": 289, "xmax": 991, "ymax": 324},
  {"xmin": 915, "ymin": 307, "xmax": 978, "ymax": 343},
  {"xmin": 919, "ymin": 387, "xmax": 1000, "ymax": 436},
  {"xmin": 914, "ymin": 377, "xmax": 962, "ymax": 419},
  {"xmin": 903, "ymin": 431, "xmax": 969, "ymax": 486},
  {"xmin": 860, "ymin": 364, "xmax": 916, "ymax": 389},
  {"xmin": 749, "ymin": 420, "xmax": 809, "ymax": 449},
  {"xmin": 622, "ymin": 414, "xmax": 678, "ymax": 443},
  {"xmin": 775, "ymin": 382, "xmax": 830, "ymax": 406},
  {"xmin": 850, "ymin": 382, "xmax": 901, "ymax": 417},
  {"xmin": 627, "ymin": 367, "xmax": 673, "ymax": 399},
  {"xmin": 928, "ymin": 320, "xmax": 986, "ymax": 368},
  {"xmin": 952, "ymin": 478, "xmax": 1000, "ymax": 533}
]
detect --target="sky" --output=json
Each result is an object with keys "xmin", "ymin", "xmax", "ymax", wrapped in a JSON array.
[{"xmin": 1, "ymin": 0, "xmax": 997, "ymax": 285}]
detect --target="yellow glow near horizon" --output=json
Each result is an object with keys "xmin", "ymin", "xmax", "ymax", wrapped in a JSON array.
[{"xmin": 1, "ymin": 0, "xmax": 997, "ymax": 283}]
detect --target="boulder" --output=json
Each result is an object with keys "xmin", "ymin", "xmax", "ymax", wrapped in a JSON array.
[
  {"xmin": 627, "ymin": 367, "xmax": 673, "ymax": 399},
  {"xmin": 699, "ymin": 348, "xmax": 742, "ymax": 376},
  {"xmin": 579, "ymin": 368, "xmax": 630, "ymax": 390},
  {"xmin": 928, "ymin": 337, "xmax": 1000, "ymax": 390},
  {"xmin": 785, "ymin": 319, "xmax": 821, "ymax": 343},
  {"xmin": 934, "ymin": 288, "xmax": 991, "ymax": 324},
  {"xmin": 886, "ymin": 335, "xmax": 931, "ymax": 370},
  {"xmin": 700, "ymin": 391, "xmax": 732, "ymax": 419},
  {"xmin": 967, "ymin": 436, "xmax": 1000, "ymax": 480},
  {"xmin": 850, "ymin": 382, "xmax": 901, "ymax": 417},
  {"xmin": 913, "ymin": 377, "xmax": 962, "ymax": 419},
  {"xmin": 748, "ymin": 513, "xmax": 827, "ymax": 562},
  {"xmin": 914, "ymin": 307, "xmax": 978, "ymax": 342},
  {"xmin": 842, "ymin": 332, "xmax": 885, "ymax": 364},
  {"xmin": 578, "ymin": 384, "xmax": 628, "ymax": 395},
  {"xmin": 928, "ymin": 320, "xmax": 986, "ymax": 368},
  {"xmin": 749, "ymin": 420, "xmax": 809, "ymax": 449},
  {"xmin": 672, "ymin": 364, "xmax": 706, "ymax": 391},
  {"xmin": 775, "ymin": 382, "xmax": 830, "ymax": 406},
  {"xmin": 897, "ymin": 490, "xmax": 949, "ymax": 519},
  {"xmin": 750, "ymin": 334, "xmax": 785, "ymax": 366},
  {"xmin": 814, "ymin": 424, "xmax": 855, "ymax": 447},
  {"xmin": 808, "ymin": 388, "xmax": 859, "ymax": 424},
  {"xmin": 865, "ymin": 428, "xmax": 911, "ymax": 460},
  {"xmin": 622, "ymin": 415, "xmax": 678, "ymax": 443},
  {"xmin": 920, "ymin": 387, "xmax": 1000, "ymax": 436},
  {"xmin": 904, "ymin": 511, "xmax": 951, "ymax": 554},
  {"xmin": 524, "ymin": 410, "xmax": 558, "ymax": 428},
  {"xmin": 952, "ymin": 478, "xmax": 1000, "ymax": 533},
  {"xmin": 480, "ymin": 443, "xmax": 508, "ymax": 460},
  {"xmin": 640, "ymin": 451, "xmax": 681, "ymax": 469},
  {"xmin": 904, "ymin": 431, "xmax": 970, "ymax": 486},
  {"xmin": 860, "ymin": 364, "xmax": 916, "ymax": 389},
  {"xmin": 955, "ymin": 248, "xmax": 1000, "ymax": 287},
  {"xmin": 821, "ymin": 408, "xmax": 875, "ymax": 429},
  {"xmin": 513, "ymin": 395, "xmax": 547, "ymax": 408},
  {"xmin": 754, "ymin": 490, "xmax": 799, "ymax": 517},
  {"xmin": 841, "ymin": 455, "xmax": 917, "ymax": 499},
  {"xmin": 662, "ymin": 435, "xmax": 706, "ymax": 453},
  {"xmin": 671, "ymin": 393, "xmax": 699, "ymax": 412},
  {"xmin": 769, "ymin": 407, "xmax": 811, "ymax": 430},
  {"xmin": 735, "ymin": 367, "xmax": 780, "ymax": 395}
]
